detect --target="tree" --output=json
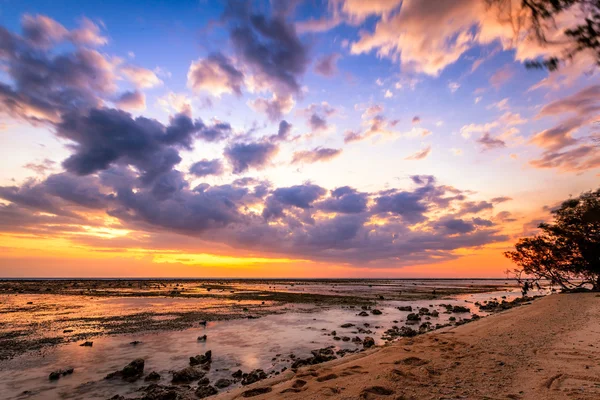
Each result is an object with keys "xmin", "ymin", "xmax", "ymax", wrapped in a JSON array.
[
  {"xmin": 505, "ymin": 189, "xmax": 600, "ymax": 291},
  {"xmin": 487, "ymin": 0, "xmax": 600, "ymax": 70}
]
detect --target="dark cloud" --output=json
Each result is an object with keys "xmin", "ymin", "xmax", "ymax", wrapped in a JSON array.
[
  {"xmin": 491, "ymin": 196, "xmax": 512, "ymax": 203},
  {"xmin": 314, "ymin": 53, "xmax": 340, "ymax": 77},
  {"xmin": 224, "ymin": 140, "xmax": 279, "ymax": 174},
  {"xmin": 272, "ymin": 184, "xmax": 326, "ymax": 209},
  {"xmin": 189, "ymin": 159, "xmax": 224, "ymax": 177},
  {"xmin": 292, "ymin": 147, "xmax": 342, "ymax": 164},
  {"xmin": 439, "ymin": 218, "xmax": 475, "ymax": 234},
  {"xmin": 317, "ymin": 187, "xmax": 368, "ymax": 214},
  {"xmin": 224, "ymin": 0, "xmax": 310, "ymax": 96},
  {"xmin": 476, "ymin": 132, "xmax": 505, "ymax": 150}
]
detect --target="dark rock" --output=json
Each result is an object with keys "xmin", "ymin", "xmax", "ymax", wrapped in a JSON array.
[
  {"xmin": 341, "ymin": 336, "xmax": 351, "ymax": 342},
  {"xmin": 215, "ymin": 378, "xmax": 232, "ymax": 389},
  {"xmin": 371, "ymin": 309, "xmax": 382, "ymax": 315},
  {"xmin": 242, "ymin": 387, "xmax": 272, "ymax": 397},
  {"xmin": 340, "ymin": 323, "xmax": 354, "ymax": 328},
  {"xmin": 232, "ymin": 369, "xmax": 243, "ymax": 379},
  {"xmin": 49, "ymin": 368, "xmax": 73, "ymax": 381},
  {"xmin": 145, "ymin": 371, "xmax": 161, "ymax": 381},
  {"xmin": 105, "ymin": 359, "xmax": 144, "ymax": 382},
  {"xmin": 452, "ymin": 305, "xmax": 470, "ymax": 313},
  {"xmin": 79, "ymin": 341, "xmax": 93, "ymax": 347},
  {"xmin": 406, "ymin": 313, "xmax": 421, "ymax": 322},
  {"xmin": 130, "ymin": 341, "xmax": 142, "ymax": 345},
  {"xmin": 197, "ymin": 335, "xmax": 207, "ymax": 342},
  {"xmin": 363, "ymin": 336, "xmax": 375, "ymax": 348},
  {"xmin": 189, "ymin": 351, "xmax": 212, "ymax": 367},
  {"xmin": 63, "ymin": 329, "xmax": 73, "ymax": 333},
  {"xmin": 171, "ymin": 366, "xmax": 204, "ymax": 384},
  {"xmin": 358, "ymin": 311, "xmax": 369, "ymax": 317},
  {"xmin": 241, "ymin": 369, "xmax": 267, "ymax": 385},
  {"xmin": 199, "ymin": 321, "xmax": 207, "ymax": 326},
  {"xmin": 195, "ymin": 385, "xmax": 218, "ymax": 398},
  {"xmin": 397, "ymin": 306, "xmax": 412, "ymax": 311}
]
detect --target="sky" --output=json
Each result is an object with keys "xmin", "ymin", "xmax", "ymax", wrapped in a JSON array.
[{"xmin": 0, "ymin": 0, "xmax": 598, "ymax": 278}]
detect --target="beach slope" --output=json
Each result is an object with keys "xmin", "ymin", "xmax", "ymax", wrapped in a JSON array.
[{"xmin": 220, "ymin": 293, "xmax": 600, "ymax": 399}]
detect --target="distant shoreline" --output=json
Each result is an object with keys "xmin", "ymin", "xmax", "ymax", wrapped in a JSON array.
[{"xmin": 0, "ymin": 277, "xmax": 517, "ymax": 281}]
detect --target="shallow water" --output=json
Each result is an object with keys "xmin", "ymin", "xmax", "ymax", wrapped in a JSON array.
[{"xmin": 0, "ymin": 282, "xmax": 546, "ymax": 400}]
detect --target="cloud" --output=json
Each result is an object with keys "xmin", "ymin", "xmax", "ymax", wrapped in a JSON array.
[
  {"xmin": 346, "ymin": 0, "xmax": 591, "ymax": 78},
  {"xmin": 115, "ymin": 90, "xmax": 146, "ymax": 111},
  {"xmin": 405, "ymin": 145, "xmax": 431, "ymax": 160},
  {"xmin": 300, "ymin": 102, "xmax": 337, "ymax": 132},
  {"xmin": 21, "ymin": 14, "xmax": 107, "ymax": 48},
  {"xmin": 189, "ymin": 159, "xmax": 225, "ymax": 177},
  {"xmin": 529, "ymin": 144, "xmax": 600, "ymax": 172},
  {"xmin": 529, "ymin": 84, "xmax": 600, "ymax": 172},
  {"xmin": 489, "ymin": 65, "xmax": 514, "ymax": 89},
  {"xmin": 121, "ymin": 65, "xmax": 162, "ymax": 89},
  {"xmin": 0, "ymin": 21, "xmax": 119, "ymax": 124},
  {"xmin": 314, "ymin": 53, "xmax": 341, "ymax": 77},
  {"xmin": 476, "ymin": 132, "xmax": 506, "ymax": 150},
  {"xmin": 448, "ymin": 82, "xmax": 460, "ymax": 93},
  {"xmin": 224, "ymin": 140, "xmax": 279, "ymax": 174},
  {"xmin": 412, "ymin": 116, "xmax": 420, "ymax": 124},
  {"xmin": 249, "ymin": 93, "xmax": 295, "ymax": 121},
  {"xmin": 292, "ymin": 147, "xmax": 342, "ymax": 164},
  {"xmin": 224, "ymin": 1, "xmax": 309, "ymax": 97},
  {"xmin": 317, "ymin": 187, "xmax": 368, "ymax": 214},
  {"xmin": 187, "ymin": 53, "xmax": 245, "ymax": 96}
]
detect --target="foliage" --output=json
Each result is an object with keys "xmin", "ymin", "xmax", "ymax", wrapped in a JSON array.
[{"xmin": 505, "ymin": 189, "xmax": 600, "ymax": 291}]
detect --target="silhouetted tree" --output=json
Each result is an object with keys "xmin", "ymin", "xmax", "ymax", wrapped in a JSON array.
[
  {"xmin": 487, "ymin": 0, "xmax": 600, "ymax": 70},
  {"xmin": 505, "ymin": 189, "xmax": 600, "ymax": 291}
]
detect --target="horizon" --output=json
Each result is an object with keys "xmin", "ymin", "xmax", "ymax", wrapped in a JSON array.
[{"xmin": 0, "ymin": 0, "xmax": 598, "ymax": 279}]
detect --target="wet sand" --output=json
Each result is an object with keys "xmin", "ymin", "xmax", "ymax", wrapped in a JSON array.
[
  {"xmin": 0, "ymin": 279, "xmax": 540, "ymax": 399},
  {"xmin": 220, "ymin": 292, "xmax": 600, "ymax": 400},
  {"xmin": 0, "ymin": 279, "xmax": 517, "ymax": 361}
]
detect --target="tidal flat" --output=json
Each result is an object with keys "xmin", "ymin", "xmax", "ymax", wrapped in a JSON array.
[{"xmin": 0, "ymin": 279, "xmax": 544, "ymax": 399}]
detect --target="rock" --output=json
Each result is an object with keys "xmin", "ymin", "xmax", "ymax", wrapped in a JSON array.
[
  {"xmin": 341, "ymin": 336, "xmax": 351, "ymax": 342},
  {"xmin": 79, "ymin": 341, "xmax": 93, "ymax": 347},
  {"xmin": 130, "ymin": 340, "xmax": 142, "ymax": 345},
  {"xmin": 358, "ymin": 311, "xmax": 369, "ymax": 317},
  {"xmin": 363, "ymin": 336, "xmax": 375, "ymax": 348},
  {"xmin": 145, "ymin": 371, "xmax": 161, "ymax": 381},
  {"xmin": 333, "ymin": 336, "xmax": 341, "ymax": 341},
  {"xmin": 371, "ymin": 309, "xmax": 382, "ymax": 315},
  {"xmin": 137, "ymin": 384, "xmax": 190, "ymax": 400},
  {"xmin": 242, "ymin": 387, "xmax": 272, "ymax": 397},
  {"xmin": 291, "ymin": 347, "xmax": 337, "ymax": 369},
  {"xmin": 232, "ymin": 369, "xmax": 243, "ymax": 379},
  {"xmin": 418, "ymin": 307, "xmax": 430, "ymax": 315},
  {"xmin": 195, "ymin": 385, "xmax": 218, "ymax": 398},
  {"xmin": 105, "ymin": 359, "xmax": 144, "ymax": 382},
  {"xmin": 340, "ymin": 323, "xmax": 354, "ymax": 328},
  {"xmin": 331, "ymin": 330, "xmax": 337, "ymax": 336},
  {"xmin": 215, "ymin": 378, "xmax": 232, "ymax": 388},
  {"xmin": 449, "ymin": 316, "xmax": 456, "ymax": 322},
  {"xmin": 451, "ymin": 305, "xmax": 470, "ymax": 313},
  {"xmin": 189, "ymin": 350, "xmax": 212, "ymax": 367},
  {"xmin": 199, "ymin": 320, "xmax": 207, "ymax": 326},
  {"xmin": 197, "ymin": 335, "xmax": 207, "ymax": 342},
  {"xmin": 397, "ymin": 305, "xmax": 412, "ymax": 311},
  {"xmin": 49, "ymin": 368, "xmax": 73, "ymax": 381},
  {"xmin": 63, "ymin": 329, "xmax": 73, "ymax": 333},
  {"xmin": 241, "ymin": 369, "xmax": 267, "ymax": 385},
  {"xmin": 171, "ymin": 366, "xmax": 204, "ymax": 384},
  {"xmin": 352, "ymin": 336, "xmax": 362, "ymax": 343},
  {"xmin": 431, "ymin": 310, "xmax": 439, "ymax": 317},
  {"xmin": 406, "ymin": 313, "xmax": 421, "ymax": 322}
]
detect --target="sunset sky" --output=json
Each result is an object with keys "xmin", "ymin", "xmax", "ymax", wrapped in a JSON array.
[{"xmin": 0, "ymin": 0, "xmax": 598, "ymax": 278}]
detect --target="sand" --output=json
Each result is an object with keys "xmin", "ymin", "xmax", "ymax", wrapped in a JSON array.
[{"xmin": 218, "ymin": 293, "xmax": 600, "ymax": 400}]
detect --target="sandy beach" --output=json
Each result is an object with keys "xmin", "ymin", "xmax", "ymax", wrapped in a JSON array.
[{"xmin": 219, "ymin": 293, "xmax": 600, "ymax": 400}]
